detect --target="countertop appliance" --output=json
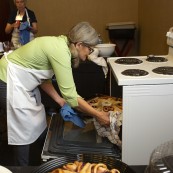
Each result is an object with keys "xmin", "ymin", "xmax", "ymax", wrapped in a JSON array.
[{"xmin": 107, "ymin": 27, "xmax": 173, "ymax": 165}]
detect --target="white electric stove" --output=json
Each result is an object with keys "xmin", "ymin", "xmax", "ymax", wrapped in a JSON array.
[
  {"xmin": 107, "ymin": 27, "xmax": 173, "ymax": 165},
  {"xmin": 108, "ymin": 48, "xmax": 173, "ymax": 86}
]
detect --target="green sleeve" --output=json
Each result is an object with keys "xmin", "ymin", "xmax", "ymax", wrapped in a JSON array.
[{"xmin": 46, "ymin": 37, "xmax": 80, "ymax": 107}]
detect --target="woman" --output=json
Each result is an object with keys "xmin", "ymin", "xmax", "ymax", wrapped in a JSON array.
[
  {"xmin": 0, "ymin": 21, "xmax": 110, "ymax": 166},
  {"xmin": 5, "ymin": 0, "xmax": 38, "ymax": 47}
]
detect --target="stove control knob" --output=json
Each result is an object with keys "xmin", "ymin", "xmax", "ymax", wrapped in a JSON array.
[{"xmin": 148, "ymin": 54, "xmax": 155, "ymax": 58}]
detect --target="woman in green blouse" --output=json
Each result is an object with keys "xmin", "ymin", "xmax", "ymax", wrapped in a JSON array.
[{"xmin": 0, "ymin": 21, "xmax": 110, "ymax": 165}]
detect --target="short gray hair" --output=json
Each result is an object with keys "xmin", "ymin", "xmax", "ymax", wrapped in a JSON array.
[
  {"xmin": 68, "ymin": 22, "xmax": 99, "ymax": 46},
  {"xmin": 14, "ymin": 0, "xmax": 27, "ymax": 3}
]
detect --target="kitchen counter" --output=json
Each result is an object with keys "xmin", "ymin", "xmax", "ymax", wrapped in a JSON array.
[{"xmin": 5, "ymin": 165, "xmax": 147, "ymax": 173}]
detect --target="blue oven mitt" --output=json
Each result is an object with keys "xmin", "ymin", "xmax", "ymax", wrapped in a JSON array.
[{"xmin": 60, "ymin": 103, "xmax": 85, "ymax": 128}]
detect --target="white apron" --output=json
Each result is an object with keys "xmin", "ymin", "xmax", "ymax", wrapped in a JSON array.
[
  {"xmin": 12, "ymin": 8, "xmax": 34, "ymax": 48},
  {"xmin": 5, "ymin": 55, "xmax": 54, "ymax": 145}
]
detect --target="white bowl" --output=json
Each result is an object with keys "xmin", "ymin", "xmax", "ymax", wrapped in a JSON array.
[
  {"xmin": 0, "ymin": 166, "xmax": 12, "ymax": 173},
  {"xmin": 95, "ymin": 43, "xmax": 116, "ymax": 57}
]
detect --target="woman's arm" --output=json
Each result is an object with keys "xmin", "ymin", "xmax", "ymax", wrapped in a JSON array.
[
  {"xmin": 40, "ymin": 81, "xmax": 66, "ymax": 107},
  {"xmin": 5, "ymin": 22, "xmax": 19, "ymax": 34},
  {"xmin": 40, "ymin": 82, "xmax": 109, "ymax": 126},
  {"xmin": 30, "ymin": 22, "xmax": 38, "ymax": 34},
  {"xmin": 75, "ymin": 97, "xmax": 110, "ymax": 126}
]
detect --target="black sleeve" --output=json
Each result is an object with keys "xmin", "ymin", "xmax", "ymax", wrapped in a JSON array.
[
  {"xmin": 27, "ymin": 8, "xmax": 37, "ymax": 24},
  {"xmin": 7, "ymin": 10, "xmax": 18, "ymax": 24}
]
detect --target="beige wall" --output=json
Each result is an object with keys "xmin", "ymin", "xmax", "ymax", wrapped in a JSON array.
[
  {"xmin": 3, "ymin": 0, "xmax": 173, "ymax": 56},
  {"xmin": 27, "ymin": 0, "xmax": 138, "ymax": 44},
  {"xmin": 138, "ymin": 0, "xmax": 173, "ymax": 55},
  {"xmin": 28, "ymin": 0, "xmax": 173, "ymax": 56}
]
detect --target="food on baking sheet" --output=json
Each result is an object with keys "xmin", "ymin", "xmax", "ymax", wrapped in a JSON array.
[
  {"xmin": 103, "ymin": 106, "xmax": 114, "ymax": 112},
  {"xmin": 87, "ymin": 96, "xmax": 122, "ymax": 112},
  {"xmin": 87, "ymin": 96, "xmax": 122, "ymax": 147},
  {"xmin": 50, "ymin": 161, "xmax": 120, "ymax": 173}
]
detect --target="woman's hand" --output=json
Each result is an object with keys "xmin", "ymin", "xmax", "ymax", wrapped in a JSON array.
[
  {"xmin": 96, "ymin": 111, "xmax": 110, "ymax": 127},
  {"xmin": 12, "ymin": 21, "xmax": 20, "ymax": 28},
  {"xmin": 76, "ymin": 97, "xmax": 110, "ymax": 127},
  {"xmin": 30, "ymin": 22, "xmax": 38, "ymax": 34}
]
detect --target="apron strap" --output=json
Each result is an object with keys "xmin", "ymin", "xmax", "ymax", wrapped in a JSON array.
[
  {"xmin": 4, "ymin": 51, "xmax": 13, "ymax": 63},
  {"xmin": 16, "ymin": 8, "xmax": 30, "ymax": 26},
  {"xmin": 25, "ymin": 9, "xmax": 31, "ymax": 26}
]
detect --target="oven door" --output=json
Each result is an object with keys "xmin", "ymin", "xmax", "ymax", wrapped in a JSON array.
[{"xmin": 41, "ymin": 113, "xmax": 121, "ymax": 162}]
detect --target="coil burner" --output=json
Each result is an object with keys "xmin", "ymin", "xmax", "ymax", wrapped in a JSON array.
[
  {"xmin": 121, "ymin": 69, "xmax": 149, "ymax": 76},
  {"xmin": 146, "ymin": 55, "xmax": 168, "ymax": 62},
  {"xmin": 152, "ymin": 66, "xmax": 173, "ymax": 75},
  {"xmin": 115, "ymin": 58, "xmax": 143, "ymax": 65}
]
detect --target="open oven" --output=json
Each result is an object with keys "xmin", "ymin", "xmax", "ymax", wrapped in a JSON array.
[
  {"xmin": 40, "ymin": 60, "xmax": 122, "ymax": 162},
  {"xmin": 41, "ymin": 112, "xmax": 121, "ymax": 162}
]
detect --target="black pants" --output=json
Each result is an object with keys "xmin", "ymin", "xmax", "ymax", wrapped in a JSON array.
[
  {"xmin": 0, "ymin": 80, "xmax": 6, "ymax": 110},
  {"xmin": 0, "ymin": 80, "xmax": 7, "ymax": 138},
  {"xmin": 12, "ymin": 128, "xmax": 47, "ymax": 166},
  {"xmin": 0, "ymin": 80, "xmax": 47, "ymax": 166}
]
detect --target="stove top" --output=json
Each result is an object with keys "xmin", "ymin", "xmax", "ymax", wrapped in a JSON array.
[
  {"xmin": 121, "ymin": 69, "xmax": 149, "ymax": 76},
  {"xmin": 146, "ymin": 55, "xmax": 168, "ymax": 62},
  {"xmin": 152, "ymin": 66, "xmax": 173, "ymax": 75},
  {"xmin": 107, "ymin": 54, "xmax": 173, "ymax": 85},
  {"xmin": 115, "ymin": 58, "xmax": 143, "ymax": 65}
]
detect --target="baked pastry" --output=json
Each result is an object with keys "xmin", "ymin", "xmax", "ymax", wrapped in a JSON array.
[
  {"xmin": 93, "ymin": 163, "xmax": 108, "ymax": 173},
  {"xmin": 63, "ymin": 162, "xmax": 78, "ymax": 172},
  {"xmin": 50, "ymin": 161, "xmax": 120, "ymax": 173},
  {"xmin": 87, "ymin": 96, "xmax": 122, "ymax": 112},
  {"xmin": 88, "ymin": 96, "xmax": 123, "ymax": 147},
  {"xmin": 103, "ymin": 106, "xmax": 114, "ymax": 112}
]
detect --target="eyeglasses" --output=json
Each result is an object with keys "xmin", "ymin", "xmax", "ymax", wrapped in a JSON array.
[
  {"xmin": 72, "ymin": 42, "xmax": 94, "ymax": 55},
  {"xmin": 81, "ymin": 42, "xmax": 94, "ymax": 55}
]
